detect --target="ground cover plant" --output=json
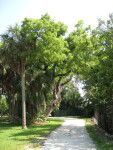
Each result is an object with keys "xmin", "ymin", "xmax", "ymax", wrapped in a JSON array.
[{"xmin": 0, "ymin": 118, "xmax": 63, "ymax": 150}]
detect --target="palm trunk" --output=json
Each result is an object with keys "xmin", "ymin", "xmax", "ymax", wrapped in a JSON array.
[
  {"xmin": 15, "ymin": 97, "xmax": 18, "ymax": 118},
  {"xmin": 112, "ymin": 104, "xmax": 113, "ymax": 133},
  {"xmin": 21, "ymin": 63, "xmax": 27, "ymax": 129},
  {"xmin": 0, "ymin": 95, "xmax": 2, "ymax": 121},
  {"xmin": 8, "ymin": 94, "xmax": 12, "ymax": 120},
  {"xmin": 12, "ymin": 94, "xmax": 15, "ymax": 123}
]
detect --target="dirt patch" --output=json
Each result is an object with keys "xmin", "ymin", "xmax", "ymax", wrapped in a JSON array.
[{"xmin": 30, "ymin": 121, "xmax": 48, "ymax": 126}]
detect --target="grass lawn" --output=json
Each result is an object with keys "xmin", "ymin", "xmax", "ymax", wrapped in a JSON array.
[
  {"xmin": 84, "ymin": 118, "xmax": 113, "ymax": 150},
  {"xmin": 0, "ymin": 118, "xmax": 64, "ymax": 150}
]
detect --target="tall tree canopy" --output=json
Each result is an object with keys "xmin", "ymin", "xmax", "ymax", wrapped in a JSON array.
[{"xmin": 0, "ymin": 13, "xmax": 99, "ymax": 128}]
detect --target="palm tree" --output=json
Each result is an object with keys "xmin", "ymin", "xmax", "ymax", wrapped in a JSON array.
[{"xmin": 0, "ymin": 23, "xmax": 37, "ymax": 129}]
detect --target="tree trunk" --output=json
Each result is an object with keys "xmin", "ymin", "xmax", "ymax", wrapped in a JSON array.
[
  {"xmin": 15, "ymin": 98, "xmax": 18, "ymax": 118},
  {"xmin": 104, "ymin": 103, "xmax": 108, "ymax": 131},
  {"xmin": 12, "ymin": 94, "xmax": 15, "ymax": 123},
  {"xmin": 32, "ymin": 106, "xmax": 35, "ymax": 123},
  {"xmin": 21, "ymin": 63, "xmax": 27, "ymax": 129},
  {"xmin": 98, "ymin": 105, "xmax": 102, "ymax": 127},
  {"xmin": 36, "ymin": 103, "xmax": 41, "ymax": 114},
  {"xmin": 44, "ymin": 88, "xmax": 61, "ymax": 118},
  {"xmin": 94, "ymin": 109, "xmax": 99, "ymax": 125},
  {"xmin": 43, "ymin": 100, "xmax": 47, "ymax": 111},
  {"xmin": 112, "ymin": 104, "xmax": 113, "ymax": 133},
  {"xmin": 0, "ymin": 95, "xmax": 2, "ymax": 121},
  {"xmin": 8, "ymin": 94, "xmax": 12, "ymax": 120},
  {"xmin": 43, "ymin": 74, "xmax": 63, "ymax": 118}
]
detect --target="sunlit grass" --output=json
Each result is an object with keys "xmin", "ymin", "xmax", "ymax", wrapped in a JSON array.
[{"xmin": 0, "ymin": 118, "xmax": 64, "ymax": 150}]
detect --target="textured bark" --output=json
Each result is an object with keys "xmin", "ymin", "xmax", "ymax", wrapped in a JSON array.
[
  {"xmin": 44, "ymin": 83, "xmax": 61, "ymax": 118},
  {"xmin": 21, "ymin": 63, "xmax": 27, "ymax": 129},
  {"xmin": 43, "ymin": 100, "xmax": 47, "ymax": 111},
  {"xmin": 43, "ymin": 98, "xmax": 61, "ymax": 118},
  {"xmin": 94, "ymin": 110, "xmax": 99, "ymax": 125}
]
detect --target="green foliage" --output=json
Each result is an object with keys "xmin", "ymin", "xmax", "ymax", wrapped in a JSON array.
[
  {"xmin": 61, "ymin": 83, "xmax": 83, "ymax": 108},
  {"xmin": 84, "ymin": 13, "xmax": 113, "ymax": 105},
  {"xmin": 0, "ymin": 96, "xmax": 9, "ymax": 114},
  {"xmin": 66, "ymin": 20, "xmax": 99, "ymax": 76},
  {"xmin": 82, "ymin": 13, "xmax": 113, "ymax": 134},
  {"xmin": 36, "ymin": 112, "xmax": 45, "ymax": 122},
  {"xmin": 0, "ymin": 42, "xmax": 3, "ymax": 49}
]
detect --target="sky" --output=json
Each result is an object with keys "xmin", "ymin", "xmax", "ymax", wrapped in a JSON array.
[{"xmin": 0, "ymin": 0, "xmax": 113, "ymax": 35}]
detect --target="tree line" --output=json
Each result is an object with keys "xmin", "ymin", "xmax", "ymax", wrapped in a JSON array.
[
  {"xmin": 0, "ymin": 13, "xmax": 112, "ymax": 131},
  {"xmin": 83, "ymin": 14, "xmax": 113, "ymax": 134}
]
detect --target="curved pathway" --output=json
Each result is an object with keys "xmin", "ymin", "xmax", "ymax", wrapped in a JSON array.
[{"xmin": 40, "ymin": 117, "xmax": 97, "ymax": 150}]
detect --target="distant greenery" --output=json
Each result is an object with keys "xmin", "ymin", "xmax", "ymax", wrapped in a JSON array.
[
  {"xmin": 0, "ymin": 118, "xmax": 63, "ymax": 150},
  {"xmin": 0, "ymin": 96, "xmax": 9, "ymax": 114},
  {"xmin": 84, "ymin": 118, "xmax": 113, "ymax": 150},
  {"xmin": 58, "ymin": 82, "xmax": 93, "ymax": 117}
]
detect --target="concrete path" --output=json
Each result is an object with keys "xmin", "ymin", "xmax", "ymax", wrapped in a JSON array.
[{"xmin": 40, "ymin": 117, "xmax": 97, "ymax": 150}]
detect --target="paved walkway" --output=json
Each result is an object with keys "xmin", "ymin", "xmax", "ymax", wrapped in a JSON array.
[{"xmin": 40, "ymin": 117, "xmax": 97, "ymax": 150}]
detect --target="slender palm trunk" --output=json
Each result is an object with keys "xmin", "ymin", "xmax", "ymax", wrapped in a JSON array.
[
  {"xmin": 0, "ymin": 95, "xmax": 2, "ymax": 121},
  {"xmin": 111, "ymin": 95, "xmax": 113, "ymax": 133},
  {"xmin": 8, "ymin": 94, "xmax": 12, "ymax": 120},
  {"xmin": 12, "ymin": 94, "xmax": 15, "ymax": 123},
  {"xmin": 21, "ymin": 63, "xmax": 27, "ymax": 129}
]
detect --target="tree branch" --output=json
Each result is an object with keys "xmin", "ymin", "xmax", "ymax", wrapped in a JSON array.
[
  {"xmin": 55, "ymin": 70, "xmax": 71, "ymax": 78},
  {"xmin": 61, "ymin": 77, "xmax": 72, "ymax": 86},
  {"xmin": 56, "ymin": 76, "xmax": 62, "ymax": 91},
  {"xmin": 57, "ymin": 77, "xmax": 62, "ymax": 86}
]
